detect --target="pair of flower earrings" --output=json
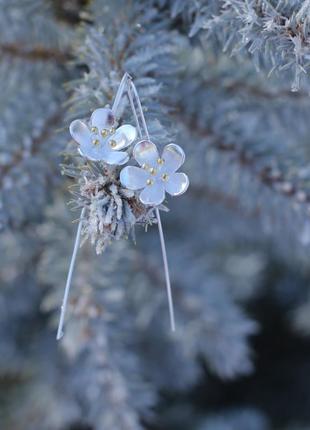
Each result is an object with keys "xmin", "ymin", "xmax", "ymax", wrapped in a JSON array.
[
  {"xmin": 70, "ymin": 109, "xmax": 188, "ymax": 205},
  {"xmin": 57, "ymin": 73, "xmax": 189, "ymax": 339}
]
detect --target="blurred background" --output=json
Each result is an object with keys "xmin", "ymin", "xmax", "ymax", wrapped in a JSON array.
[{"xmin": 2, "ymin": 0, "xmax": 310, "ymax": 429}]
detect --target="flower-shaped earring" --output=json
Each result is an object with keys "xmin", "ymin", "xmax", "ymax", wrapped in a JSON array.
[
  {"xmin": 120, "ymin": 140, "xmax": 189, "ymax": 205},
  {"xmin": 69, "ymin": 107, "xmax": 137, "ymax": 165}
]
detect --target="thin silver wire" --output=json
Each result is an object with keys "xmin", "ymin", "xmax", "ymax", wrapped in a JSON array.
[
  {"xmin": 154, "ymin": 206, "xmax": 175, "ymax": 331},
  {"xmin": 128, "ymin": 80, "xmax": 150, "ymax": 140},
  {"xmin": 127, "ymin": 82, "xmax": 143, "ymax": 138},
  {"xmin": 128, "ymin": 78, "xmax": 176, "ymax": 331},
  {"xmin": 56, "ymin": 207, "xmax": 85, "ymax": 340},
  {"xmin": 112, "ymin": 72, "xmax": 131, "ymax": 113},
  {"xmin": 57, "ymin": 75, "xmax": 130, "ymax": 340}
]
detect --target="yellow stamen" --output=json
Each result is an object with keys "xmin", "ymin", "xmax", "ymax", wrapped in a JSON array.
[{"xmin": 101, "ymin": 129, "xmax": 109, "ymax": 137}]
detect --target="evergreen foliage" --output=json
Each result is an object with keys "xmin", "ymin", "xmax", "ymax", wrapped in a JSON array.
[{"xmin": 2, "ymin": 1, "xmax": 310, "ymax": 429}]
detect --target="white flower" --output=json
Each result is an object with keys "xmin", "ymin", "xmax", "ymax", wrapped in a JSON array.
[
  {"xmin": 120, "ymin": 140, "xmax": 189, "ymax": 206},
  {"xmin": 69, "ymin": 107, "xmax": 137, "ymax": 165}
]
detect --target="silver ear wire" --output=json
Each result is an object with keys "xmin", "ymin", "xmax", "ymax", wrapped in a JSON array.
[
  {"xmin": 127, "ymin": 78, "xmax": 176, "ymax": 332},
  {"xmin": 127, "ymin": 81, "xmax": 143, "ymax": 138},
  {"xmin": 57, "ymin": 74, "xmax": 131, "ymax": 341},
  {"xmin": 155, "ymin": 205, "xmax": 175, "ymax": 331},
  {"xmin": 112, "ymin": 72, "xmax": 131, "ymax": 113},
  {"xmin": 57, "ymin": 207, "xmax": 86, "ymax": 340}
]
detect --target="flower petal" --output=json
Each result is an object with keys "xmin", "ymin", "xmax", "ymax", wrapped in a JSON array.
[
  {"xmin": 139, "ymin": 181, "xmax": 165, "ymax": 206},
  {"xmin": 120, "ymin": 166, "xmax": 149, "ymax": 190},
  {"xmin": 161, "ymin": 144, "xmax": 185, "ymax": 173},
  {"xmin": 91, "ymin": 108, "xmax": 115, "ymax": 129},
  {"xmin": 103, "ymin": 150, "xmax": 129, "ymax": 165},
  {"xmin": 164, "ymin": 172, "xmax": 189, "ymax": 196},
  {"xmin": 78, "ymin": 143, "xmax": 107, "ymax": 161},
  {"xmin": 69, "ymin": 120, "xmax": 91, "ymax": 146},
  {"xmin": 107, "ymin": 124, "xmax": 137, "ymax": 150},
  {"xmin": 133, "ymin": 140, "xmax": 159, "ymax": 167}
]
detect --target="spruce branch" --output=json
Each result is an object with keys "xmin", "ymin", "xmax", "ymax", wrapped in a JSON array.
[{"xmin": 168, "ymin": 0, "xmax": 310, "ymax": 90}]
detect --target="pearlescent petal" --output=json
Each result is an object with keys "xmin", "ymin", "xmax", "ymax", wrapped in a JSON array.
[
  {"xmin": 139, "ymin": 182, "xmax": 165, "ymax": 206},
  {"xmin": 120, "ymin": 166, "xmax": 149, "ymax": 190},
  {"xmin": 91, "ymin": 108, "xmax": 115, "ymax": 129},
  {"xmin": 69, "ymin": 120, "xmax": 91, "ymax": 146},
  {"xmin": 103, "ymin": 150, "xmax": 129, "ymax": 165},
  {"xmin": 164, "ymin": 172, "xmax": 189, "ymax": 196},
  {"xmin": 78, "ymin": 142, "xmax": 107, "ymax": 161},
  {"xmin": 133, "ymin": 140, "xmax": 159, "ymax": 167},
  {"xmin": 162, "ymin": 144, "xmax": 185, "ymax": 173},
  {"xmin": 108, "ymin": 124, "xmax": 137, "ymax": 150}
]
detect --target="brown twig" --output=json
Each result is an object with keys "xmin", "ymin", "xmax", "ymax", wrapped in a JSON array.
[
  {"xmin": 189, "ymin": 183, "xmax": 260, "ymax": 218},
  {"xmin": 171, "ymin": 104, "xmax": 310, "ymax": 209},
  {"xmin": 0, "ymin": 43, "xmax": 70, "ymax": 64},
  {"xmin": 0, "ymin": 110, "xmax": 64, "ymax": 187}
]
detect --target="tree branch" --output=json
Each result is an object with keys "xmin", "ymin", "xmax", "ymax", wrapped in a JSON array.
[
  {"xmin": 0, "ymin": 110, "xmax": 64, "ymax": 187},
  {"xmin": 0, "ymin": 43, "xmax": 70, "ymax": 64}
]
